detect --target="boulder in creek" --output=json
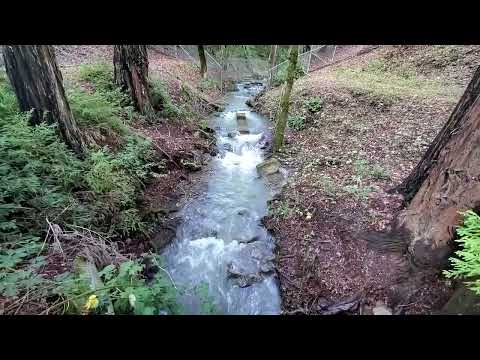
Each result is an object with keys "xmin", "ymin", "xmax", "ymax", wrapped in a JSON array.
[
  {"xmin": 256, "ymin": 157, "xmax": 280, "ymax": 177},
  {"xmin": 227, "ymin": 131, "xmax": 238, "ymax": 138},
  {"xmin": 222, "ymin": 143, "xmax": 233, "ymax": 152},
  {"xmin": 226, "ymin": 242, "xmax": 276, "ymax": 287}
]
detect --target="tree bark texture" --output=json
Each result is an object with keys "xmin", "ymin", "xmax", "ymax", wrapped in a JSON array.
[
  {"xmin": 2, "ymin": 45, "xmax": 85, "ymax": 156},
  {"xmin": 273, "ymin": 45, "xmax": 299, "ymax": 153},
  {"xmin": 397, "ymin": 88, "xmax": 480, "ymax": 268},
  {"xmin": 269, "ymin": 45, "xmax": 278, "ymax": 69},
  {"xmin": 198, "ymin": 45, "xmax": 207, "ymax": 79},
  {"xmin": 393, "ymin": 66, "xmax": 480, "ymax": 202},
  {"xmin": 113, "ymin": 45, "xmax": 154, "ymax": 116}
]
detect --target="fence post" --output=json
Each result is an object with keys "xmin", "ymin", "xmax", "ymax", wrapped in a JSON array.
[{"xmin": 331, "ymin": 45, "xmax": 337, "ymax": 62}]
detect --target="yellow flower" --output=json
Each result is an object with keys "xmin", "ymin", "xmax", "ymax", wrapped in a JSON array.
[{"xmin": 84, "ymin": 294, "xmax": 99, "ymax": 311}]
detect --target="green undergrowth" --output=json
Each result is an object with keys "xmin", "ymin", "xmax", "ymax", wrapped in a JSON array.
[
  {"xmin": 55, "ymin": 255, "xmax": 182, "ymax": 315},
  {"xmin": 444, "ymin": 210, "xmax": 480, "ymax": 295},
  {"xmin": 0, "ymin": 59, "xmax": 220, "ymax": 314},
  {"xmin": 335, "ymin": 58, "xmax": 459, "ymax": 101},
  {"xmin": 272, "ymin": 62, "xmax": 305, "ymax": 87}
]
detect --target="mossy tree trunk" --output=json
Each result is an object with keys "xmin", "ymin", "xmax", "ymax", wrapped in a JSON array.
[
  {"xmin": 198, "ymin": 45, "xmax": 207, "ymax": 79},
  {"xmin": 113, "ymin": 45, "xmax": 154, "ymax": 116},
  {"xmin": 2, "ymin": 45, "xmax": 85, "ymax": 157},
  {"xmin": 221, "ymin": 45, "xmax": 227, "ymax": 71},
  {"xmin": 393, "ymin": 66, "xmax": 480, "ymax": 202},
  {"xmin": 269, "ymin": 45, "xmax": 278, "ymax": 68},
  {"xmin": 272, "ymin": 45, "xmax": 299, "ymax": 153}
]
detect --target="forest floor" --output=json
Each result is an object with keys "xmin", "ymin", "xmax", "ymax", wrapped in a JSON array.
[{"xmin": 253, "ymin": 45, "xmax": 480, "ymax": 314}]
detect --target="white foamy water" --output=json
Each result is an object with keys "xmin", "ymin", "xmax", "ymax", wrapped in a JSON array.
[{"xmin": 162, "ymin": 82, "xmax": 281, "ymax": 315}]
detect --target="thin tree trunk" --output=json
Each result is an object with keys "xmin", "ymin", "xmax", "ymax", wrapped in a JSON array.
[
  {"xmin": 272, "ymin": 45, "xmax": 299, "ymax": 153},
  {"xmin": 198, "ymin": 45, "xmax": 207, "ymax": 79},
  {"xmin": 221, "ymin": 45, "xmax": 227, "ymax": 71},
  {"xmin": 393, "ymin": 66, "xmax": 480, "ymax": 202},
  {"xmin": 2, "ymin": 45, "xmax": 85, "ymax": 157},
  {"xmin": 113, "ymin": 45, "xmax": 154, "ymax": 116},
  {"xmin": 270, "ymin": 45, "xmax": 278, "ymax": 69}
]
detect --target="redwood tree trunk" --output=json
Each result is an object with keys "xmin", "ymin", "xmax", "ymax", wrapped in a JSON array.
[
  {"xmin": 393, "ymin": 66, "xmax": 480, "ymax": 202},
  {"xmin": 395, "ymin": 71, "xmax": 480, "ymax": 268},
  {"xmin": 2, "ymin": 45, "xmax": 85, "ymax": 156},
  {"xmin": 198, "ymin": 45, "xmax": 207, "ymax": 78},
  {"xmin": 113, "ymin": 45, "xmax": 154, "ymax": 116},
  {"xmin": 273, "ymin": 45, "xmax": 299, "ymax": 153}
]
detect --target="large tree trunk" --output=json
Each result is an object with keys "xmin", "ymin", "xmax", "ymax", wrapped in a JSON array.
[
  {"xmin": 197, "ymin": 45, "xmax": 207, "ymax": 79},
  {"xmin": 2, "ymin": 45, "xmax": 85, "ymax": 156},
  {"xmin": 272, "ymin": 45, "xmax": 299, "ymax": 153},
  {"xmin": 113, "ymin": 45, "xmax": 154, "ymax": 116},
  {"xmin": 393, "ymin": 75, "xmax": 480, "ymax": 268},
  {"xmin": 393, "ymin": 66, "xmax": 480, "ymax": 202}
]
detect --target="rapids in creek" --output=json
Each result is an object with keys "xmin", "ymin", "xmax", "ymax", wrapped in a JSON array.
[{"xmin": 162, "ymin": 82, "xmax": 281, "ymax": 314}]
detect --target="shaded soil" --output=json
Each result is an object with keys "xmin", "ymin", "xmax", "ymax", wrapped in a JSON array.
[{"xmin": 254, "ymin": 45, "xmax": 480, "ymax": 314}]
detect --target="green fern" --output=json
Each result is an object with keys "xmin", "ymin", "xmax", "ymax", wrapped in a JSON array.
[{"xmin": 444, "ymin": 210, "xmax": 480, "ymax": 295}]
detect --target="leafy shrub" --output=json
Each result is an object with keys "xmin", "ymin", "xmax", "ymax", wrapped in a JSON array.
[
  {"xmin": 78, "ymin": 63, "xmax": 115, "ymax": 94},
  {"xmin": 56, "ymin": 256, "xmax": 182, "ymax": 315},
  {"xmin": 85, "ymin": 149, "xmax": 136, "ymax": 204},
  {"xmin": 150, "ymin": 78, "xmax": 183, "ymax": 118},
  {"xmin": 114, "ymin": 208, "xmax": 147, "ymax": 236},
  {"xmin": 0, "ymin": 112, "xmax": 87, "ymax": 241},
  {"xmin": 0, "ymin": 238, "xmax": 50, "ymax": 297},
  {"xmin": 199, "ymin": 77, "xmax": 217, "ymax": 91},
  {"xmin": 288, "ymin": 114, "xmax": 306, "ymax": 131},
  {"xmin": 305, "ymin": 96, "xmax": 324, "ymax": 113},
  {"xmin": 0, "ymin": 72, "xmax": 17, "ymax": 119},
  {"xmin": 273, "ymin": 63, "xmax": 305, "ymax": 86},
  {"xmin": 77, "ymin": 63, "xmax": 134, "ymax": 118},
  {"xmin": 67, "ymin": 87, "xmax": 129, "ymax": 134},
  {"xmin": 113, "ymin": 135, "xmax": 157, "ymax": 182},
  {"xmin": 444, "ymin": 210, "xmax": 480, "ymax": 295}
]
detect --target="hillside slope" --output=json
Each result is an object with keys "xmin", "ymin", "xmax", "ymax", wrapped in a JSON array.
[{"xmin": 253, "ymin": 45, "xmax": 480, "ymax": 314}]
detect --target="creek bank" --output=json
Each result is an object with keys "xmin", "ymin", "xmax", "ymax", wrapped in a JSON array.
[{"xmin": 159, "ymin": 82, "xmax": 283, "ymax": 314}]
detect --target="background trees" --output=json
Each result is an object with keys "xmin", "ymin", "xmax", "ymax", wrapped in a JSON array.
[
  {"xmin": 113, "ymin": 45, "xmax": 154, "ymax": 117},
  {"xmin": 197, "ymin": 45, "xmax": 207, "ymax": 79}
]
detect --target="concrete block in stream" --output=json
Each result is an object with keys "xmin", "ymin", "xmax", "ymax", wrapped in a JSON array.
[{"xmin": 236, "ymin": 112, "xmax": 249, "ymax": 134}]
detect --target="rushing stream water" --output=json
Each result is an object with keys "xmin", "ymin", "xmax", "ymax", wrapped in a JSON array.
[{"xmin": 162, "ymin": 82, "xmax": 281, "ymax": 314}]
